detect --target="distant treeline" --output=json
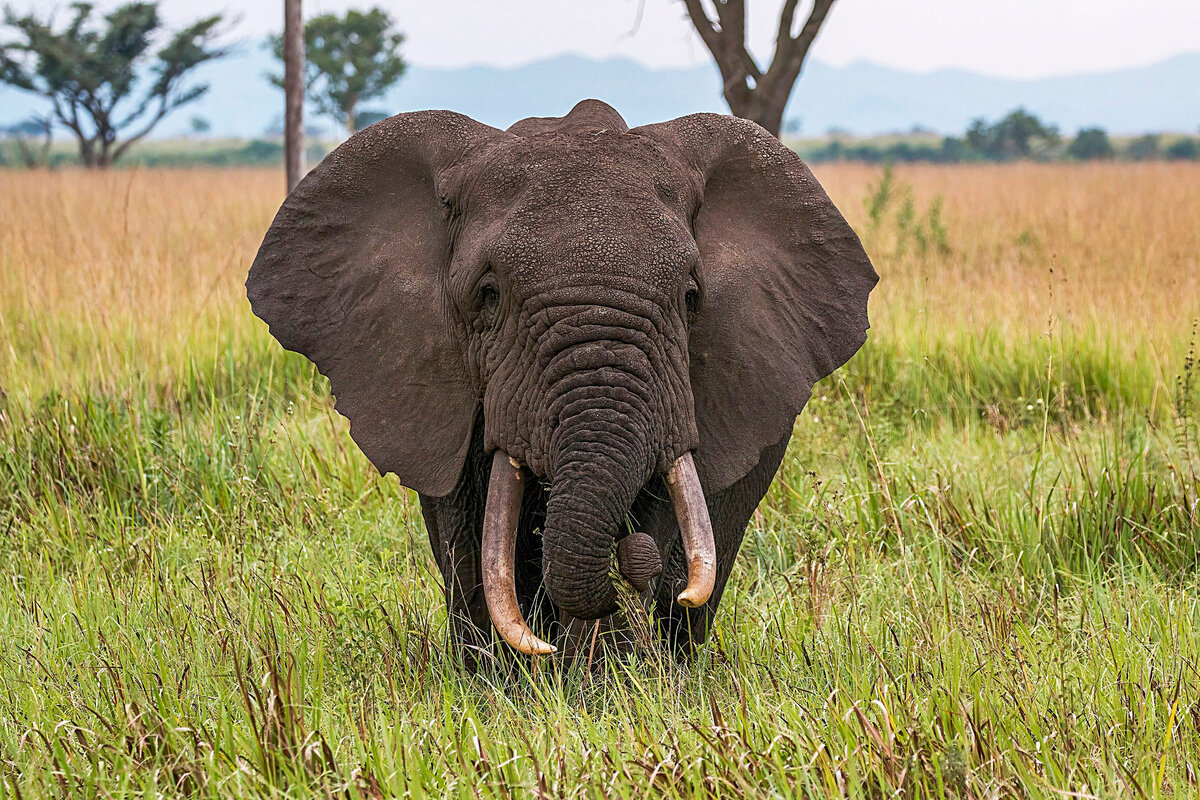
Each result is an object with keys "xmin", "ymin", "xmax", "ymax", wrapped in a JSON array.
[
  {"xmin": 3, "ymin": 107, "xmax": 1198, "ymax": 168},
  {"xmin": 797, "ymin": 108, "xmax": 1200, "ymax": 164},
  {"xmin": 0, "ymin": 135, "xmax": 337, "ymax": 169},
  {"xmin": 120, "ymin": 140, "xmax": 336, "ymax": 168}
]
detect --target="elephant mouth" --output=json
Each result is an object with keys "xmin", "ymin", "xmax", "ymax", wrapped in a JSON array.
[{"xmin": 479, "ymin": 449, "xmax": 716, "ymax": 655}]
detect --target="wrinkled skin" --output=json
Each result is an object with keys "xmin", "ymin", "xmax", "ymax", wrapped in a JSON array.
[{"xmin": 247, "ymin": 100, "xmax": 877, "ymax": 659}]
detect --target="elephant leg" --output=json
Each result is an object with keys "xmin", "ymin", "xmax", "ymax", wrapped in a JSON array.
[
  {"xmin": 417, "ymin": 416, "xmax": 495, "ymax": 665},
  {"xmin": 419, "ymin": 490, "xmax": 492, "ymax": 663},
  {"xmin": 420, "ymin": 419, "xmax": 557, "ymax": 667},
  {"xmin": 648, "ymin": 431, "xmax": 792, "ymax": 655}
]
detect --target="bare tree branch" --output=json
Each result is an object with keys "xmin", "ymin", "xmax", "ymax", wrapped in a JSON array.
[
  {"xmin": 774, "ymin": 0, "xmax": 803, "ymax": 65},
  {"xmin": 682, "ymin": 0, "xmax": 762, "ymax": 106},
  {"xmin": 680, "ymin": 0, "xmax": 723, "ymax": 56},
  {"xmin": 783, "ymin": 0, "xmax": 835, "ymax": 74},
  {"xmin": 676, "ymin": 0, "xmax": 837, "ymax": 137},
  {"xmin": 619, "ymin": 0, "xmax": 649, "ymax": 40},
  {"xmin": 712, "ymin": 0, "xmax": 745, "ymax": 43}
]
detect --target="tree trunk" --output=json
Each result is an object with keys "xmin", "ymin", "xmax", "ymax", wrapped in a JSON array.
[
  {"xmin": 681, "ymin": 0, "xmax": 836, "ymax": 140},
  {"xmin": 726, "ymin": 90, "xmax": 789, "ymax": 139},
  {"xmin": 16, "ymin": 138, "xmax": 40, "ymax": 169},
  {"xmin": 78, "ymin": 137, "xmax": 97, "ymax": 168},
  {"xmin": 283, "ymin": 0, "xmax": 306, "ymax": 192},
  {"xmin": 97, "ymin": 139, "xmax": 114, "ymax": 169}
]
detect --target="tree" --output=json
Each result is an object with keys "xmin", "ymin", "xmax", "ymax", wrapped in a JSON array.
[
  {"xmin": 965, "ymin": 108, "xmax": 1060, "ymax": 161},
  {"xmin": 270, "ymin": 8, "xmax": 405, "ymax": 136},
  {"xmin": 1126, "ymin": 134, "xmax": 1161, "ymax": 161},
  {"xmin": 1067, "ymin": 127, "xmax": 1114, "ymax": 160},
  {"xmin": 938, "ymin": 136, "xmax": 971, "ymax": 162},
  {"xmin": 0, "ymin": 2, "xmax": 228, "ymax": 168},
  {"xmin": 283, "ymin": 0, "xmax": 304, "ymax": 192},
  {"xmin": 680, "ymin": 0, "xmax": 837, "ymax": 138},
  {"xmin": 1166, "ymin": 138, "xmax": 1198, "ymax": 161}
]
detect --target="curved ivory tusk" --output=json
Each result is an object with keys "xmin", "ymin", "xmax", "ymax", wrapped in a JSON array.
[
  {"xmin": 666, "ymin": 452, "xmax": 717, "ymax": 608},
  {"xmin": 481, "ymin": 450, "xmax": 557, "ymax": 655}
]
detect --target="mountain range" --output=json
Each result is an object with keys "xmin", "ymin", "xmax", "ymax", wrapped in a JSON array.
[{"xmin": 1, "ymin": 41, "xmax": 1196, "ymax": 139}]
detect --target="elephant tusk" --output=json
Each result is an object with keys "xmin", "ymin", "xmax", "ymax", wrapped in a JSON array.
[
  {"xmin": 481, "ymin": 450, "xmax": 557, "ymax": 655},
  {"xmin": 666, "ymin": 452, "xmax": 717, "ymax": 608}
]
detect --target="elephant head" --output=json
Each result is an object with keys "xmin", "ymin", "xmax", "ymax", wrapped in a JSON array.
[{"xmin": 247, "ymin": 100, "xmax": 876, "ymax": 654}]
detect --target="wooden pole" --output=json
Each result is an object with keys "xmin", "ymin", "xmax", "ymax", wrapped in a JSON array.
[{"xmin": 283, "ymin": 0, "xmax": 305, "ymax": 193}]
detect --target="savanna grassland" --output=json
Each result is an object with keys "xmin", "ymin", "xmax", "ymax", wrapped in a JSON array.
[{"xmin": 1, "ymin": 162, "xmax": 1198, "ymax": 798}]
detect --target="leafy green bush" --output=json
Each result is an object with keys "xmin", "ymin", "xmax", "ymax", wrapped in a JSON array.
[
  {"xmin": 965, "ymin": 108, "xmax": 1061, "ymax": 160},
  {"xmin": 1125, "ymin": 133, "xmax": 1161, "ymax": 160},
  {"xmin": 1067, "ymin": 127, "xmax": 1114, "ymax": 160},
  {"xmin": 1167, "ymin": 137, "xmax": 1199, "ymax": 161}
]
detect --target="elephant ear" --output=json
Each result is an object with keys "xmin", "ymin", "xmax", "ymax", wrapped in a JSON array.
[
  {"xmin": 633, "ymin": 114, "xmax": 878, "ymax": 492},
  {"xmin": 247, "ymin": 111, "xmax": 508, "ymax": 497}
]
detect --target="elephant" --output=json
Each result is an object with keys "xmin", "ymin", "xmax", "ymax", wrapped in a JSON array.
[{"xmin": 246, "ymin": 99, "xmax": 876, "ymax": 661}]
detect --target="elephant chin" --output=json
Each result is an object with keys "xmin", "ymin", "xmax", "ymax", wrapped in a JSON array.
[{"xmin": 480, "ymin": 449, "xmax": 717, "ymax": 654}]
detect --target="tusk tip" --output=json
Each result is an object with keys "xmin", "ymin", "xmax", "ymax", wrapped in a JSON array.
[
  {"xmin": 676, "ymin": 589, "xmax": 710, "ymax": 608},
  {"xmin": 516, "ymin": 640, "xmax": 558, "ymax": 656}
]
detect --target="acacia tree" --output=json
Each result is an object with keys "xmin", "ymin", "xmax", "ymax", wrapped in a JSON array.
[
  {"xmin": 270, "ymin": 8, "xmax": 405, "ymax": 136},
  {"xmin": 680, "ymin": 0, "xmax": 837, "ymax": 138},
  {"xmin": 0, "ymin": 2, "xmax": 228, "ymax": 168}
]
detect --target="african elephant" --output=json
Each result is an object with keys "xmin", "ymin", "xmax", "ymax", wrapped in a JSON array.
[{"xmin": 246, "ymin": 99, "xmax": 876, "ymax": 660}]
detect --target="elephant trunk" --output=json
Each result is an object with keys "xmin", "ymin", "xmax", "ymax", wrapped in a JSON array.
[{"xmin": 540, "ymin": 397, "xmax": 655, "ymax": 621}]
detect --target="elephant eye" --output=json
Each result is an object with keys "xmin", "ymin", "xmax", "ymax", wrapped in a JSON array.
[
  {"xmin": 477, "ymin": 274, "xmax": 500, "ymax": 321},
  {"xmin": 684, "ymin": 276, "xmax": 701, "ymax": 317}
]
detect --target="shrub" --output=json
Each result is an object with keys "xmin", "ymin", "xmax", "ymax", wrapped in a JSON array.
[
  {"xmin": 1126, "ymin": 134, "xmax": 1161, "ymax": 161},
  {"xmin": 965, "ymin": 108, "xmax": 1061, "ymax": 160},
  {"xmin": 1067, "ymin": 127, "xmax": 1114, "ymax": 160},
  {"xmin": 1166, "ymin": 137, "xmax": 1199, "ymax": 161}
]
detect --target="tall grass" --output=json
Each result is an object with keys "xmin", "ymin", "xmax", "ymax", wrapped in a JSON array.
[{"xmin": 1, "ymin": 164, "xmax": 1198, "ymax": 798}]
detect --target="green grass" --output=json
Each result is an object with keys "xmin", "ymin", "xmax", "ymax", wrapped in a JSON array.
[
  {"xmin": 2, "ymin": 166, "xmax": 1199, "ymax": 797},
  {"xmin": 3, "ymin": 330, "xmax": 1197, "ymax": 798}
]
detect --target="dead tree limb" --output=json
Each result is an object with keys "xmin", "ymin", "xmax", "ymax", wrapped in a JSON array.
[{"xmin": 680, "ymin": 0, "xmax": 836, "ymax": 137}]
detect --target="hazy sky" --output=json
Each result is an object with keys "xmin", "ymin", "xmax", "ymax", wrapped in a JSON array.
[{"xmin": 15, "ymin": 1, "xmax": 1200, "ymax": 79}]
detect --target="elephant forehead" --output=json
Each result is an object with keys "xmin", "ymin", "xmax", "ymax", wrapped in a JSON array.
[
  {"xmin": 496, "ymin": 196, "xmax": 694, "ymax": 285},
  {"xmin": 479, "ymin": 135, "xmax": 698, "ymax": 287},
  {"xmin": 475, "ymin": 131, "xmax": 684, "ymax": 198}
]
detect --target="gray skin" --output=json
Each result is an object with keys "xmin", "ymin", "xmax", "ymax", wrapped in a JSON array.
[{"xmin": 246, "ymin": 99, "xmax": 877, "ymax": 659}]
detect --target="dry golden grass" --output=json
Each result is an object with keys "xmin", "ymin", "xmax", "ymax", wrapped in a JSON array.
[
  {"xmin": 823, "ymin": 162, "xmax": 1200, "ymax": 344},
  {"xmin": 0, "ymin": 169, "xmax": 280, "ymax": 396},
  {"xmin": 3, "ymin": 163, "xmax": 1197, "ymax": 396}
]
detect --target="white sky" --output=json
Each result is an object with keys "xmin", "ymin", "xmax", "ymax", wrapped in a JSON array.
[{"xmin": 16, "ymin": 1, "xmax": 1200, "ymax": 79}]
